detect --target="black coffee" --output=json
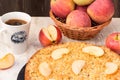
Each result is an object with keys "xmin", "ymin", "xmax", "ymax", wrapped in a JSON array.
[{"xmin": 5, "ymin": 19, "xmax": 27, "ymax": 26}]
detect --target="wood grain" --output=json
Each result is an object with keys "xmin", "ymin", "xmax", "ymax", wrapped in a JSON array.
[
  {"xmin": 113, "ymin": 0, "xmax": 120, "ymax": 17},
  {"xmin": 0, "ymin": 0, "xmax": 119, "ymax": 17}
]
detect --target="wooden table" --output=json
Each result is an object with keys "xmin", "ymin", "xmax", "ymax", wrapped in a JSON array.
[
  {"xmin": 0, "ymin": 0, "xmax": 120, "ymax": 17},
  {"xmin": 0, "ymin": 17, "xmax": 120, "ymax": 80}
]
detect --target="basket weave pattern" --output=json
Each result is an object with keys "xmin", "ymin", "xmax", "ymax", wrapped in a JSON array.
[{"xmin": 50, "ymin": 10, "xmax": 111, "ymax": 40}]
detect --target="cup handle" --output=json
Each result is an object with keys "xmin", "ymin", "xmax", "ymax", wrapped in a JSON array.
[
  {"xmin": 0, "ymin": 27, "xmax": 7, "ymax": 43},
  {"xmin": 0, "ymin": 18, "xmax": 11, "ymax": 49},
  {"xmin": 0, "ymin": 17, "xmax": 7, "ymax": 42}
]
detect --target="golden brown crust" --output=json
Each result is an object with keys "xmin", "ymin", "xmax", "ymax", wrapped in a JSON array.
[{"xmin": 25, "ymin": 42, "xmax": 120, "ymax": 80}]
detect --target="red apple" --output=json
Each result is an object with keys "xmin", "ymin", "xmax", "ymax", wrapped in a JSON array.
[
  {"xmin": 76, "ymin": 6, "xmax": 87, "ymax": 12},
  {"xmin": 106, "ymin": 32, "xmax": 120, "ymax": 54},
  {"xmin": 50, "ymin": 0, "xmax": 75, "ymax": 18},
  {"xmin": 87, "ymin": 0, "xmax": 114, "ymax": 24},
  {"xmin": 39, "ymin": 25, "xmax": 62, "ymax": 47},
  {"xmin": 66, "ymin": 10, "xmax": 91, "ymax": 28}
]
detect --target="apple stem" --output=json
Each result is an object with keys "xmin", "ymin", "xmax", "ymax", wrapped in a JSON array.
[
  {"xmin": 116, "ymin": 34, "xmax": 119, "ymax": 40},
  {"xmin": 52, "ymin": 41, "xmax": 56, "ymax": 43}
]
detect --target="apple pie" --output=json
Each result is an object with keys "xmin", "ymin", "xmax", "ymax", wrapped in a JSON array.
[{"xmin": 25, "ymin": 42, "xmax": 120, "ymax": 80}]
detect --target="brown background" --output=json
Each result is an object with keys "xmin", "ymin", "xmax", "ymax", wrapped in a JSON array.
[{"xmin": 0, "ymin": 0, "xmax": 119, "ymax": 17}]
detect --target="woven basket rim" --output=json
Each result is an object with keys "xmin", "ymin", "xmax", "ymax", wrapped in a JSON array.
[{"xmin": 49, "ymin": 10, "xmax": 112, "ymax": 32}]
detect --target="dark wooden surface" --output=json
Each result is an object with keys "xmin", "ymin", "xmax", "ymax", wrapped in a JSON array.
[
  {"xmin": 113, "ymin": 0, "xmax": 120, "ymax": 17},
  {"xmin": 0, "ymin": 0, "xmax": 119, "ymax": 17}
]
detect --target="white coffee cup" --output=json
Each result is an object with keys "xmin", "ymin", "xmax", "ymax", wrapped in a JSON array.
[{"xmin": 0, "ymin": 12, "xmax": 31, "ymax": 55}]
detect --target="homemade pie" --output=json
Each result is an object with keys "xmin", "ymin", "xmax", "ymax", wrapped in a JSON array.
[{"xmin": 25, "ymin": 42, "xmax": 120, "ymax": 80}]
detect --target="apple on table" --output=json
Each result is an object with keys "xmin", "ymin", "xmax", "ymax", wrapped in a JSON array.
[
  {"xmin": 0, "ymin": 53, "xmax": 15, "ymax": 70},
  {"xmin": 39, "ymin": 25, "xmax": 62, "ymax": 47},
  {"xmin": 106, "ymin": 32, "xmax": 120, "ymax": 54}
]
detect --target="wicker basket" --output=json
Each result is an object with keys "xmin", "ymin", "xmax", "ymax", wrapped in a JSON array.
[{"xmin": 49, "ymin": 10, "xmax": 111, "ymax": 40}]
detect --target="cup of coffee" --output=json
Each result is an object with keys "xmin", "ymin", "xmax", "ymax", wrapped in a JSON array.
[{"xmin": 0, "ymin": 12, "xmax": 31, "ymax": 55}]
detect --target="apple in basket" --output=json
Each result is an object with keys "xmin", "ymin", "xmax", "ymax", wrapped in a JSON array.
[
  {"xmin": 87, "ymin": 0, "xmax": 115, "ymax": 24},
  {"xmin": 106, "ymin": 32, "xmax": 120, "ymax": 54},
  {"xmin": 66, "ymin": 10, "xmax": 91, "ymax": 28},
  {"xmin": 50, "ymin": 0, "xmax": 75, "ymax": 18},
  {"xmin": 76, "ymin": 5, "xmax": 87, "ymax": 12},
  {"xmin": 73, "ymin": 0, "xmax": 94, "ymax": 6},
  {"xmin": 39, "ymin": 25, "xmax": 62, "ymax": 47}
]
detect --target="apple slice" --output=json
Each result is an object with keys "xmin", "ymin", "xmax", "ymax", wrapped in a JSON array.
[
  {"xmin": 38, "ymin": 62, "xmax": 52, "ymax": 77},
  {"xmin": 0, "ymin": 53, "xmax": 15, "ymax": 70},
  {"xmin": 82, "ymin": 46, "xmax": 104, "ymax": 57},
  {"xmin": 51, "ymin": 48, "xmax": 70, "ymax": 60},
  {"xmin": 39, "ymin": 25, "xmax": 62, "ymax": 47},
  {"xmin": 49, "ymin": 79, "xmax": 55, "ymax": 80},
  {"xmin": 72, "ymin": 60, "xmax": 85, "ymax": 75},
  {"xmin": 105, "ymin": 62, "xmax": 118, "ymax": 75}
]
